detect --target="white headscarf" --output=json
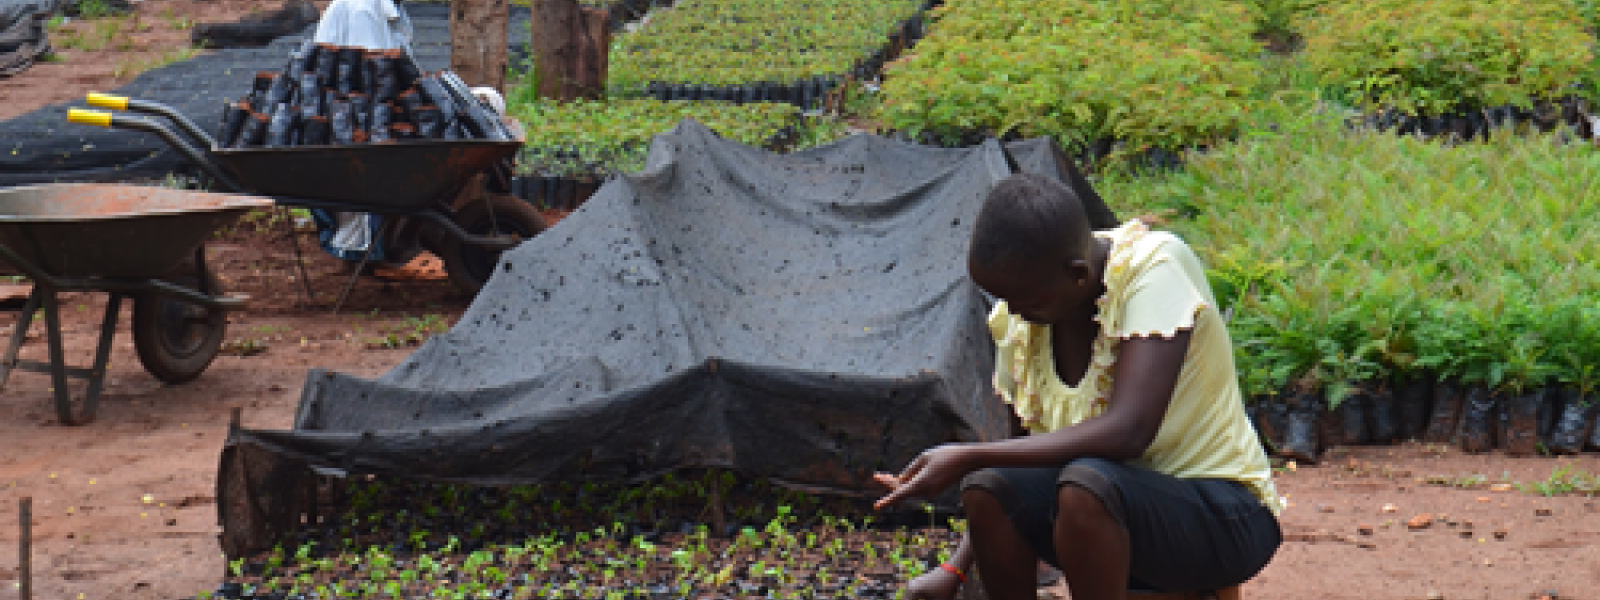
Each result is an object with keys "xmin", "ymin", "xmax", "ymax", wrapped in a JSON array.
[{"xmin": 312, "ymin": 0, "xmax": 413, "ymax": 51}]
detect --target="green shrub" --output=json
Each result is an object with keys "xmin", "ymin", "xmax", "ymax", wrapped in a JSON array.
[
  {"xmin": 1301, "ymin": 0, "xmax": 1592, "ymax": 115},
  {"xmin": 1102, "ymin": 109, "xmax": 1600, "ymax": 393},
  {"xmin": 508, "ymin": 99, "xmax": 807, "ymax": 176},
  {"xmin": 877, "ymin": 0, "xmax": 1263, "ymax": 154},
  {"xmin": 607, "ymin": 0, "xmax": 925, "ymax": 90}
]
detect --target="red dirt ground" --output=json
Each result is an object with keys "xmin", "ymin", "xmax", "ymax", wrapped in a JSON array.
[{"xmin": 0, "ymin": 222, "xmax": 1596, "ymax": 600}]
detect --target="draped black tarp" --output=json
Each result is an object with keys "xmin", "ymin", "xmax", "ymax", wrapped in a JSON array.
[{"xmin": 217, "ymin": 121, "xmax": 1117, "ymax": 557}]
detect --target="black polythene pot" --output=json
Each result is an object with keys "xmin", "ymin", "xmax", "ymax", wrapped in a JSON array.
[
  {"xmin": 1456, "ymin": 386, "xmax": 1498, "ymax": 453},
  {"xmin": 1248, "ymin": 397, "xmax": 1283, "ymax": 453},
  {"xmin": 1280, "ymin": 390, "xmax": 1323, "ymax": 464},
  {"xmin": 1587, "ymin": 398, "xmax": 1600, "ymax": 452},
  {"xmin": 1265, "ymin": 400, "xmax": 1290, "ymax": 452},
  {"xmin": 1548, "ymin": 389, "xmax": 1596, "ymax": 454},
  {"xmin": 1395, "ymin": 375, "xmax": 1432, "ymax": 441},
  {"xmin": 1538, "ymin": 386, "xmax": 1564, "ymax": 445},
  {"xmin": 1334, "ymin": 387, "xmax": 1371, "ymax": 446},
  {"xmin": 1423, "ymin": 381, "xmax": 1464, "ymax": 444},
  {"xmin": 1318, "ymin": 389, "xmax": 1346, "ymax": 450},
  {"xmin": 1503, "ymin": 389, "xmax": 1544, "ymax": 456},
  {"xmin": 1367, "ymin": 383, "xmax": 1400, "ymax": 445}
]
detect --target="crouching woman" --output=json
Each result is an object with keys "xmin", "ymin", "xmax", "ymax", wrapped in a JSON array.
[{"xmin": 875, "ymin": 174, "xmax": 1282, "ymax": 600}]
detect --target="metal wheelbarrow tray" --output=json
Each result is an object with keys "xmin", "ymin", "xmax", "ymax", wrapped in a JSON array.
[
  {"xmin": 70, "ymin": 94, "xmax": 541, "ymax": 299},
  {"xmin": 0, "ymin": 183, "xmax": 272, "ymax": 425},
  {"xmin": 210, "ymin": 139, "xmax": 523, "ymax": 210}
]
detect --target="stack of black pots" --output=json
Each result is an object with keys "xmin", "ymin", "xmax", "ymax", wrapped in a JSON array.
[
  {"xmin": 1355, "ymin": 97, "xmax": 1595, "ymax": 143},
  {"xmin": 1248, "ymin": 378, "xmax": 1600, "ymax": 463},
  {"xmin": 217, "ymin": 39, "xmax": 513, "ymax": 149},
  {"xmin": 641, "ymin": 76, "xmax": 844, "ymax": 112}
]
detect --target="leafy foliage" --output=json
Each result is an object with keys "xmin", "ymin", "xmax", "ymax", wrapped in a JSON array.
[
  {"xmin": 607, "ymin": 0, "xmax": 926, "ymax": 90},
  {"xmin": 505, "ymin": 99, "xmax": 806, "ymax": 176},
  {"xmin": 1301, "ymin": 0, "xmax": 1593, "ymax": 115},
  {"xmin": 1102, "ymin": 109, "xmax": 1600, "ymax": 397},
  {"xmin": 877, "ymin": 0, "xmax": 1263, "ymax": 154}
]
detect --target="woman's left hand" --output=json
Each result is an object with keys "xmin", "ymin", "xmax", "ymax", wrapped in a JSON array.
[{"xmin": 873, "ymin": 444, "xmax": 976, "ymax": 510}]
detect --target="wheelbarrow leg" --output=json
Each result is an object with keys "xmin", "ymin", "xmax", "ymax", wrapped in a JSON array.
[
  {"xmin": 276, "ymin": 206, "xmax": 317, "ymax": 307},
  {"xmin": 0, "ymin": 288, "xmax": 44, "ymax": 389},
  {"xmin": 37, "ymin": 288, "xmax": 84, "ymax": 424},
  {"xmin": 79, "ymin": 293, "xmax": 123, "ymax": 421}
]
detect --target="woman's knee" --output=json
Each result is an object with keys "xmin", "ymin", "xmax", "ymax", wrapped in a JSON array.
[{"xmin": 959, "ymin": 471, "xmax": 1008, "ymax": 518}]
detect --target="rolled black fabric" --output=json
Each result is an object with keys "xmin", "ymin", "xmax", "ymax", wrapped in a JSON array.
[
  {"xmin": 416, "ymin": 75, "xmax": 459, "ymax": 128},
  {"xmin": 302, "ymin": 115, "xmax": 331, "ymax": 146},
  {"xmin": 370, "ymin": 102, "xmax": 393, "ymax": 142},
  {"xmin": 218, "ymin": 101, "xmax": 250, "ymax": 148},
  {"xmin": 349, "ymin": 92, "xmax": 372, "ymax": 132},
  {"xmin": 356, "ymin": 49, "xmax": 377, "ymax": 96},
  {"xmin": 249, "ymin": 72, "xmax": 274, "ymax": 106},
  {"xmin": 370, "ymin": 53, "xmax": 398, "ymax": 103},
  {"xmin": 286, "ymin": 39, "xmax": 315, "ymax": 81},
  {"xmin": 315, "ymin": 44, "xmax": 340, "ymax": 88},
  {"xmin": 414, "ymin": 105, "xmax": 443, "ymax": 138},
  {"xmin": 238, "ymin": 112, "xmax": 269, "ymax": 148},
  {"xmin": 298, "ymin": 73, "xmax": 323, "ymax": 117},
  {"xmin": 329, "ymin": 100, "xmax": 355, "ymax": 145},
  {"xmin": 264, "ymin": 73, "xmax": 294, "ymax": 110},
  {"xmin": 399, "ymin": 88, "xmax": 424, "ymax": 119},
  {"xmin": 336, "ymin": 47, "xmax": 363, "ymax": 95},
  {"xmin": 395, "ymin": 52, "xmax": 422, "ymax": 89},
  {"xmin": 264, "ymin": 103, "xmax": 299, "ymax": 148}
]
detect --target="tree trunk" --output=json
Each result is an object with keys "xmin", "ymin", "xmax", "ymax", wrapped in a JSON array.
[
  {"xmin": 532, "ymin": 0, "xmax": 581, "ymax": 101},
  {"xmin": 452, "ymin": 0, "xmax": 511, "ymax": 92},
  {"xmin": 575, "ymin": 7, "xmax": 612, "ymax": 100}
]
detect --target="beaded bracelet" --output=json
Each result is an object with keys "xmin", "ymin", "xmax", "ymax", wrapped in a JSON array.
[{"xmin": 939, "ymin": 563, "xmax": 967, "ymax": 583}]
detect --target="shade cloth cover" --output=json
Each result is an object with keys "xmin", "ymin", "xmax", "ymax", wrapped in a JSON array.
[{"xmin": 217, "ymin": 121, "xmax": 1118, "ymax": 557}]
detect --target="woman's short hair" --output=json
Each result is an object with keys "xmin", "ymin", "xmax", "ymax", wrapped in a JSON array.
[{"xmin": 969, "ymin": 173, "xmax": 1091, "ymax": 270}]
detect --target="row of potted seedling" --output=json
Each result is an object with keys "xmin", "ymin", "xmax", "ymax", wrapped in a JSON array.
[{"xmin": 608, "ymin": 0, "xmax": 935, "ymax": 110}]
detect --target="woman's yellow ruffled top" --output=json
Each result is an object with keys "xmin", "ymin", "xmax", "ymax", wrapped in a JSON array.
[{"xmin": 988, "ymin": 219, "xmax": 1283, "ymax": 513}]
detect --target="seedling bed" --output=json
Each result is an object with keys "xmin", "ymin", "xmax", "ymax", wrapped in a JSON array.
[
  {"xmin": 215, "ymin": 469, "xmax": 963, "ymax": 600},
  {"xmin": 607, "ymin": 0, "xmax": 935, "ymax": 110}
]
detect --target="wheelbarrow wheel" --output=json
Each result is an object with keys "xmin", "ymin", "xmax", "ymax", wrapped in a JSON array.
[
  {"xmin": 132, "ymin": 272, "xmax": 227, "ymax": 384},
  {"xmin": 440, "ymin": 194, "xmax": 547, "ymax": 295}
]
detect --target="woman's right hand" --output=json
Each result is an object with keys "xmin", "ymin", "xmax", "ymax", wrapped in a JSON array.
[{"xmin": 902, "ymin": 566, "xmax": 965, "ymax": 600}]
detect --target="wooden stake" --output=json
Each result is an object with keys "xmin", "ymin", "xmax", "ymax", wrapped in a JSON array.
[
  {"xmin": 19, "ymin": 497, "xmax": 31, "ymax": 600},
  {"xmin": 708, "ymin": 475, "xmax": 727, "ymax": 537}
]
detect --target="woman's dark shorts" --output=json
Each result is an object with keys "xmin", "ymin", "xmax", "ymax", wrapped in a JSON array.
[{"xmin": 960, "ymin": 457, "xmax": 1281, "ymax": 593}]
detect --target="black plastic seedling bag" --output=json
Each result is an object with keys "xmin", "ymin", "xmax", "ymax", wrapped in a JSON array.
[{"xmin": 217, "ymin": 122, "xmax": 1119, "ymax": 558}]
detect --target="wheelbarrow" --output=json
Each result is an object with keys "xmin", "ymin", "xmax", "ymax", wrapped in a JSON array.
[
  {"xmin": 68, "ymin": 92, "xmax": 547, "ymax": 300},
  {"xmin": 0, "ymin": 183, "xmax": 272, "ymax": 425}
]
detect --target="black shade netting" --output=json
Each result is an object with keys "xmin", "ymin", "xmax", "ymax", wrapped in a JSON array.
[{"xmin": 218, "ymin": 121, "xmax": 1117, "ymax": 557}]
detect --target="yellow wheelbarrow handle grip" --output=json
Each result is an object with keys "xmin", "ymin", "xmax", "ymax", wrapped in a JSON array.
[
  {"xmin": 68, "ymin": 108, "xmax": 114, "ymax": 127},
  {"xmin": 86, "ymin": 92, "xmax": 130, "ymax": 111}
]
